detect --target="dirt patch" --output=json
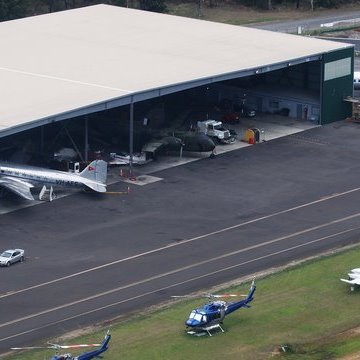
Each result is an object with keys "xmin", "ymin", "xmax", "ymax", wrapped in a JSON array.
[
  {"xmin": 341, "ymin": 354, "xmax": 360, "ymax": 360},
  {"xmin": 324, "ymin": 28, "xmax": 360, "ymax": 39},
  {"xmin": 337, "ymin": 327, "xmax": 360, "ymax": 360}
]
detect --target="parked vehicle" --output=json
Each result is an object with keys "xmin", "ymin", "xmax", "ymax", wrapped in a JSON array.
[
  {"xmin": 222, "ymin": 112, "xmax": 240, "ymax": 123},
  {"xmin": 241, "ymin": 106, "xmax": 256, "ymax": 118},
  {"xmin": 197, "ymin": 120, "xmax": 235, "ymax": 144},
  {"xmin": 0, "ymin": 249, "xmax": 25, "ymax": 266}
]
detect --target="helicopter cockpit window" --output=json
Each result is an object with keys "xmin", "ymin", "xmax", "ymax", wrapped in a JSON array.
[
  {"xmin": 189, "ymin": 311, "xmax": 205, "ymax": 322},
  {"xmin": 202, "ymin": 315, "xmax": 207, "ymax": 322},
  {"xmin": 193, "ymin": 313, "xmax": 203, "ymax": 322},
  {"xmin": 188, "ymin": 311, "xmax": 196, "ymax": 319}
]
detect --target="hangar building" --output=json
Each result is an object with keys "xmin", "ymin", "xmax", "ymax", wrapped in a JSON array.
[{"xmin": 0, "ymin": 4, "xmax": 354, "ymax": 154}]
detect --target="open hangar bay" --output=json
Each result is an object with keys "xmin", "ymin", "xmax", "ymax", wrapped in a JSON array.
[{"xmin": 0, "ymin": 4, "xmax": 358, "ymax": 353}]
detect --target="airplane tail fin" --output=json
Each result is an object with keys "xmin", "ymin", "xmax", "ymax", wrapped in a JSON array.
[{"xmin": 79, "ymin": 160, "xmax": 107, "ymax": 185}]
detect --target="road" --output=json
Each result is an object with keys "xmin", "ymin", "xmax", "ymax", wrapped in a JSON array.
[
  {"xmin": 1, "ymin": 121, "xmax": 360, "ymax": 353},
  {"xmin": 249, "ymin": 9, "xmax": 360, "ymax": 33},
  {"xmin": 250, "ymin": 8, "xmax": 360, "ymax": 54}
]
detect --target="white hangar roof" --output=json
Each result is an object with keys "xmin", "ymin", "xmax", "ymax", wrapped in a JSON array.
[{"xmin": 0, "ymin": 4, "xmax": 353, "ymax": 137}]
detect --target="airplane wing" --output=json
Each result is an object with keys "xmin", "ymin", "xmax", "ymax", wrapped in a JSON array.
[
  {"xmin": 0, "ymin": 176, "xmax": 35, "ymax": 200},
  {"xmin": 340, "ymin": 278, "xmax": 360, "ymax": 285}
]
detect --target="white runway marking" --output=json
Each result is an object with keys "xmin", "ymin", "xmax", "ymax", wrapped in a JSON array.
[
  {"xmin": 1, "ymin": 187, "xmax": 360, "ymax": 300},
  {"xmin": 1, "ymin": 225, "xmax": 358, "ymax": 343},
  {"xmin": 1, "ymin": 213, "xmax": 359, "ymax": 332}
]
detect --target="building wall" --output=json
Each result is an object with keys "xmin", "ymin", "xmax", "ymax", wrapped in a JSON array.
[
  {"xmin": 214, "ymin": 83, "xmax": 320, "ymax": 122},
  {"xmin": 321, "ymin": 47, "xmax": 354, "ymax": 124}
]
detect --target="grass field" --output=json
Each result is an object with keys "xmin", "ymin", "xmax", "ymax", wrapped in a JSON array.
[
  {"xmin": 166, "ymin": 1, "xmax": 360, "ymax": 26},
  {"xmin": 5, "ymin": 245, "xmax": 360, "ymax": 360}
]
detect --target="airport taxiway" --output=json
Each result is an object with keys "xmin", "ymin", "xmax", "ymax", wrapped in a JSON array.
[{"xmin": 1, "ymin": 119, "xmax": 360, "ymax": 353}]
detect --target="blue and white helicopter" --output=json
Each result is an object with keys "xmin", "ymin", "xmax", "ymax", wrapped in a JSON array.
[
  {"xmin": 172, "ymin": 279, "xmax": 256, "ymax": 336},
  {"xmin": 11, "ymin": 331, "xmax": 111, "ymax": 360}
]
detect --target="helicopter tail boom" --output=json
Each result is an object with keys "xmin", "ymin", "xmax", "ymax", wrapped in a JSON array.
[
  {"xmin": 76, "ymin": 331, "xmax": 111, "ymax": 360},
  {"xmin": 246, "ymin": 279, "xmax": 256, "ymax": 302},
  {"xmin": 226, "ymin": 279, "xmax": 256, "ymax": 315}
]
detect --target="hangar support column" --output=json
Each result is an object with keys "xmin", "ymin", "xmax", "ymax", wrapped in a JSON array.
[
  {"xmin": 129, "ymin": 98, "xmax": 134, "ymax": 178},
  {"xmin": 84, "ymin": 116, "xmax": 88, "ymax": 162}
]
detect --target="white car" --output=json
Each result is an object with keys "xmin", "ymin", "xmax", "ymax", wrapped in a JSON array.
[{"xmin": 0, "ymin": 249, "xmax": 25, "ymax": 267}]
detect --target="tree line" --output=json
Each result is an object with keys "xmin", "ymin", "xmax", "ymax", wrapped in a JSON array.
[{"xmin": 0, "ymin": 0, "xmax": 358, "ymax": 22}]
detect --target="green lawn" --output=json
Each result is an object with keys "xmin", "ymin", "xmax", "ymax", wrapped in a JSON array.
[{"xmin": 6, "ymin": 246, "xmax": 360, "ymax": 360}]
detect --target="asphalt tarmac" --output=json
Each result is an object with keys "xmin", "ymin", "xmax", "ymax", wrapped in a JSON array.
[{"xmin": 2, "ymin": 120, "xmax": 360, "ymax": 354}]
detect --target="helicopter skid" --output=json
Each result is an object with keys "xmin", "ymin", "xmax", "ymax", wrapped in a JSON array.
[{"xmin": 187, "ymin": 324, "xmax": 224, "ymax": 337}]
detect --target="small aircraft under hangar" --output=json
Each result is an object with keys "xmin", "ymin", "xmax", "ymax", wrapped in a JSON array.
[{"xmin": 0, "ymin": 4, "xmax": 354, "ymax": 188}]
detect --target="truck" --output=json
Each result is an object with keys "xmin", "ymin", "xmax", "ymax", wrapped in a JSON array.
[{"xmin": 197, "ymin": 120, "xmax": 235, "ymax": 144}]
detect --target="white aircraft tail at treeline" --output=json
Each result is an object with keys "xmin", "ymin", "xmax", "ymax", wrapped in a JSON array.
[{"xmin": 0, "ymin": 160, "xmax": 107, "ymax": 201}]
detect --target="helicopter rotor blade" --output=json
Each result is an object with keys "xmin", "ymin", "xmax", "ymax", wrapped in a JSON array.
[
  {"xmin": 172, "ymin": 293, "xmax": 246, "ymax": 299},
  {"xmin": 57, "ymin": 344, "xmax": 101, "ymax": 349},
  {"xmin": 211, "ymin": 293, "xmax": 247, "ymax": 298},
  {"xmin": 47, "ymin": 343, "xmax": 101, "ymax": 349},
  {"xmin": 11, "ymin": 346, "xmax": 50, "ymax": 350},
  {"xmin": 12, "ymin": 343, "xmax": 101, "ymax": 351}
]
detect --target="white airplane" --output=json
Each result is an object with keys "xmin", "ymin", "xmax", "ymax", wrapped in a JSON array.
[
  {"xmin": 340, "ymin": 268, "xmax": 360, "ymax": 291},
  {"xmin": 0, "ymin": 160, "xmax": 107, "ymax": 201}
]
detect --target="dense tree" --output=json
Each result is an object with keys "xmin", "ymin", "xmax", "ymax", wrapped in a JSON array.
[
  {"xmin": 236, "ymin": 0, "xmax": 359, "ymax": 9},
  {"xmin": 0, "ymin": 0, "xmax": 358, "ymax": 21},
  {"xmin": 139, "ymin": 0, "xmax": 167, "ymax": 12},
  {"xmin": 0, "ymin": 0, "xmax": 30, "ymax": 21}
]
